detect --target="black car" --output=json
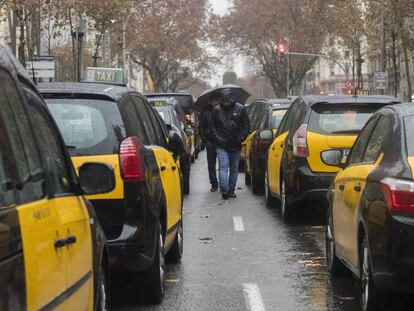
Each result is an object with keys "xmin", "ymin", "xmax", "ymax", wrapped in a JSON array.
[
  {"xmin": 39, "ymin": 82, "xmax": 185, "ymax": 302},
  {"xmin": 148, "ymin": 97, "xmax": 192, "ymax": 194},
  {"xmin": 146, "ymin": 92, "xmax": 203, "ymax": 157},
  {"xmin": 245, "ymin": 100, "xmax": 290, "ymax": 193},
  {"xmin": 326, "ymin": 103, "xmax": 414, "ymax": 310}
]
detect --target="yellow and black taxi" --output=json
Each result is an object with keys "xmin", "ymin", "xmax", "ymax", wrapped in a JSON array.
[
  {"xmin": 0, "ymin": 46, "xmax": 113, "ymax": 309},
  {"xmin": 326, "ymin": 103, "xmax": 414, "ymax": 311},
  {"xmin": 146, "ymin": 92, "xmax": 202, "ymax": 159},
  {"xmin": 148, "ymin": 96, "xmax": 192, "ymax": 194},
  {"xmin": 244, "ymin": 99, "xmax": 290, "ymax": 193},
  {"xmin": 39, "ymin": 77, "xmax": 185, "ymax": 302},
  {"xmin": 265, "ymin": 95, "xmax": 401, "ymax": 223}
]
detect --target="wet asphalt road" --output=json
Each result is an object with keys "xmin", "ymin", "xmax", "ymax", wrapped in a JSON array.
[{"xmin": 112, "ymin": 151, "xmax": 405, "ymax": 311}]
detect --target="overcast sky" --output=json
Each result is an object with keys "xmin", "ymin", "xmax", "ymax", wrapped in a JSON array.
[{"xmin": 208, "ymin": 0, "xmax": 244, "ymax": 86}]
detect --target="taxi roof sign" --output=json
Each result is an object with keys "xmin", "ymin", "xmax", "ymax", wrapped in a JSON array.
[{"xmin": 83, "ymin": 67, "xmax": 126, "ymax": 86}]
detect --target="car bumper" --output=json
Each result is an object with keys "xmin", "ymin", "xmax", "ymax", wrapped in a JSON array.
[
  {"xmin": 288, "ymin": 159, "xmax": 336, "ymax": 205},
  {"xmin": 372, "ymin": 214, "xmax": 414, "ymax": 294}
]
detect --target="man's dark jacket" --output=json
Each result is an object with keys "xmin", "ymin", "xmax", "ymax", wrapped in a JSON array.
[
  {"xmin": 199, "ymin": 105, "xmax": 215, "ymax": 143},
  {"xmin": 209, "ymin": 102, "xmax": 250, "ymax": 151}
]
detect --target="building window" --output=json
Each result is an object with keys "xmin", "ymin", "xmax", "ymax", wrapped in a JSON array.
[{"xmin": 330, "ymin": 65, "xmax": 335, "ymax": 76}]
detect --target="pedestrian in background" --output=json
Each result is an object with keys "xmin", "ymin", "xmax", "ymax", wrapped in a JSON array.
[
  {"xmin": 210, "ymin": 90, "xmax": 250, "ymax": 199},
  {"xmin": 199, "ymin": 93, "xmax": 222, "ymax": 192}
]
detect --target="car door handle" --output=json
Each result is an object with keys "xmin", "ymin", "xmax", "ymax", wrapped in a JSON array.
[
  {"xmin": 280, "ymin": 143, "xmax": 284, "ymax": 148},
  {"xmin": 271, "ymin": 147, "xmax": 275, "ymax": 151},
  {"xmin": 171, "ymin": 166, "xmax": 177, "ymax": 171},
  {"xmin": 339, "ymin": 184, "xmax": 345, "ymax": 191},
  {"xmin": 54, "ymin": 235, "xmax": 76, "ymax": 249},
  {"xmin": 354, "ymin": 185, "xmax": 361, "ymax": 192},
  {"xmin": 160, "ymin": 166, "xmax": 166, "ymax": 171}
]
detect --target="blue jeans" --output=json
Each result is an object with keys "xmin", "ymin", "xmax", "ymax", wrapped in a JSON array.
[
  {"xmin": 216, "ymin": 148, "xmax": 241, "ymax": 193},
  {"xmin": 206, "ymin": 142, "xmax": 218, "ymax": 187}
]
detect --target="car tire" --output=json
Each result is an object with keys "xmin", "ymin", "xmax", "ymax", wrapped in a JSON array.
[
  {"xmin": 145, "ymin": 222, "xmax": 165, "ymax": 303},
  {"xmin": 239, "ymin": 159, "xmax": 245, "ymax": 172},
  {"xmin": 191, "ymin": 154, "xmax": 195, "ymax": 163},
  {"xmin": 280, "ymin": 177, "xmax": 295, "ymax": 223},
  {"xmin": 251, "ymin": 165, "xmax": 264, "ymax": 194},
  {"xmin": 326, "ymin": 206, "xmax": 346, "ymax": 276},
  {"xmin": 245, "ymin": 171, "xmax": 251, "ymax": 187},
  {"xmin": 265, "ymin": 171, "xmax": 277, "ymax": 207},
  {"xmin": 166, "ymin": 217, "xmax": 183, "ymax": 263},
  {"xmin": 360, "ymin": 234, "xmax": 381, "ymax": 311},
  {"xmin": 96, "ymin": 262, "xmax": 109, "ymax": 311},
  {"xmin": 183, "ymin": 168, "xmax": 190, "ymax": 195}
]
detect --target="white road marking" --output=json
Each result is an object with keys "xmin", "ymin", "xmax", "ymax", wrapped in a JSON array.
[
  {"xmin": 243, "ymin": 283, "xmax": 266, "ymax": 311},
  {"xmin": 233, "ymin": 216, "xmax": 245, "ymax": 231}
]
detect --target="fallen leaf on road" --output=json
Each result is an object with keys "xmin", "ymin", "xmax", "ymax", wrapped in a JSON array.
[
  {"xmin": 166, "ymin": 279, "xmax": 180, "ymax": 283},
  {"xmin": 237, "ymin": 187, "xmax": 242, "ymax": 190},
  {"xmin": 200, "ymin": 215, "xmax": 212, "ymax": 218},
  {"xmin": 199, "ymin": 236, "xmax": 214, "ymax": 241},
  {"xmin": 203, "ymin": 240, "xmax": 216, "ymax": 245}
]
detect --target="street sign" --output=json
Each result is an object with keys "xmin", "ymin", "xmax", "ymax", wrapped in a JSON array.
[
  {"xmin": 26, "ymin": 56, "xmax": 55, "ymax": 79},
  {"xmin": 374, "ymin": 72, "xmax": 388, "ymax": 90},
  {"xmin": 345, "ymin": 80, "xmax": 353, "ymax": 88}
]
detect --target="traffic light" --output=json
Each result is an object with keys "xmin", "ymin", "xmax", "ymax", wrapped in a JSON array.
[{"xmin": 277, "ymin": 43, "xmax": 288, "ymax": 57}]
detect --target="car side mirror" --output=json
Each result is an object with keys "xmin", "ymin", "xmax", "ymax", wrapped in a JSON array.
[
  {"xmin": 185, "ymin": 128, "xmax": 195, "ymax": 136},
  {"xmin": 259, "ymin": 129, "xmax": 273, "ymax": 141},
  {"xmin": 169, "ymin": 130, "xmax": 186, "ymax": 156},
  {"xmin": 79, "ymin": 163, "xmax": 115, "ymax": 195},
  {"xmin": 321, "ymin": 150, "xmax": 347, "ymax": 168}
]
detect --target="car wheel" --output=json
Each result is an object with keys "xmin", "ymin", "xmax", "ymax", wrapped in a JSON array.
[
  {"xmin": 360, "ymin": 235, "xmax": 380, "ymax": 311},
  {"xmin": 326, "ymin": 207, "xmax": 346, "ymax": 276},
  {"xmin": 96, "ymin": 262, "xmax": 109, "ymax": 311},
  {"xmin": 265, "ymin": 171, "xmax": 276, "ymax": 207},
  {"xmin": 145, "ymin": 222, "xmax": 165, "ymax": 303},
  {"xmin": 166, "ymin": 217, "xmax": 183, "ymax": 263},
  {"xmin": 191, "ymin": 154, "xmax": 195, "ymax": 163},
  {"xmin": 239, "ymin": 159, "xmax": 245, "ymax": 172},
  {"xmin": 251, "ymin": 165, "xmax": 264, "ymax": 194},
  {"xmin": 183, "ymin": 170, "xmax": 190, "ymax": 195},
  {"xmin": 245, "ymin": 162, "xmax": 251, "ymax": 186},
  {"xmin": 281, "ymin": 178, "xmax": 294, "ymax": 223}
]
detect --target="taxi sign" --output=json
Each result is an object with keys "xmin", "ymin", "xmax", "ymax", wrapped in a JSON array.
[
  {"xmin": 84, "ymin": 67, "xmax": 126, "ymax": 85},
  {"xmin": 152, "ymin": 100, "xmax": 167, "ymax": 107},
  {"xmin": 355, "ymin": 89, "xmax": 370, "ymax": 96}
]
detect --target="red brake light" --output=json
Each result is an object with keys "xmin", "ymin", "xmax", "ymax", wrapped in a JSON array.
[
  {"xmin": 119, "ymin": 136, "xmax": 145, "ymax": 181},
  {"xmin": 293, "ymin": 124, "xmax": 309, "ymax": 157},
  {"xmin": 381, "ymin": 178, "xmax": 414, "ymax": 213}
]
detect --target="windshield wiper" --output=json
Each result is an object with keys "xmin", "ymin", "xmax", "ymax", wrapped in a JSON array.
[{"xmin": 330, "ymin": 129, "xmax": 360, "ymax": 134}]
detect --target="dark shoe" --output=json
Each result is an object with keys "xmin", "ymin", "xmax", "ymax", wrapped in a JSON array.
[
  {"xmin": 210, "ymin": 185, "xmax": 218, "ymax": 192},
  {"xmin": 222, "ymin": 192, "xmax": 229, "ymax": 200},
  {"xmin": 228, "ymin": 192, "xmax": 236, "ymax": 198}
]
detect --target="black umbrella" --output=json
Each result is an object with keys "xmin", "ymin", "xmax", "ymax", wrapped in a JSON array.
[{"xmin": 195, "ymin": 84, "xmax": 251, "ymax": 112}]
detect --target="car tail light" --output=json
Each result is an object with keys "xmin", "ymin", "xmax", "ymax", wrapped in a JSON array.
[
  {"xmin": 381, "ymin": 177, "xmax": 414, "ymax": 213},
  {"xmin": 293, "ymin": 124, "xmax": 309, "ymax": 157},
  {"xmin": 119, "ymin": 136, "xmax": 145, "ymax": 181}
]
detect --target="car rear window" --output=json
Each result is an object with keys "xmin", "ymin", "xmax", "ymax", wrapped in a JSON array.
[
  {"xmin": 309, "ymin": 104, "xmax": 379, "ymax": 135},
  {"xmin": 404, "ymin": 115, "xmax": 414, "ymax": 156},
  {"xmin": 155, "ymin": 106, "xmax": 181, "ymax": 129},
  {"xmin": 46, "ymin": 98, "xmax": 126, "ymax": 156},
  {"xmin": 272, "ymin": 109, "xmax": 288, "ymax": 128}
]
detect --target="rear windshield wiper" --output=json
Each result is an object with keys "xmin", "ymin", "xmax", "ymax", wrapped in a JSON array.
[
  {"xmin": 330, "ymin": 129, "xmax": 360, "ymax": 134},
  {"xmin": 66, "ymin": 145, "xmax": 77, "ymax": 149}
]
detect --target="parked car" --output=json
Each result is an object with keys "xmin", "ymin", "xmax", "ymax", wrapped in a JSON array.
[
  {"xmin": 0, "ymin": 46, "xmax": 112, "ymax": 310},
  {"xmin": 148, "ymin": 97, "xmax": 193, "ymax": 194},
  {"xmin": 265, "ymin": 95, "xmax": 401, "ymax": 223},
  {"xmin": 146, "ymin": 92, "xmax": 202, "ymax": 158},
  {"xmin": 241, "ymin": 99, "xmax": 273, "ymax": 171},
  {"xmin": 326, "ymin": 103, "xmax": 414, "ymax": 311},
  {"xmin": 39, "ymin": 81, "xmax": 185, "ymax": 302},
  {"xmin": 245, "ymin": 100, "xmax": 290, "ymax": 193}
]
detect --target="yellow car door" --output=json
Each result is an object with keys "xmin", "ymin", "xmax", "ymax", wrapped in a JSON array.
[
  {"xmin": 333, "ymin": 116, "xmax": 390, "ymax": 266},
  {"xmin": 26, "ymin": 93, "xmax": 95, "ymax": 310},
  {"xmin": 245, "ymin": 130, "xmax": 257, "ymax": 172},
  {"xmin": 268, "ymin": 131, "xmax": 288, "ymax": 196}
]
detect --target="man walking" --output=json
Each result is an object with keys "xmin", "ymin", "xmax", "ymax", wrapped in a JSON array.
[
  {"xmin": 199, "ymin": 94, "xmax": 221, "ymax": 192},
  {"xmin": 210, "ymin": 90, "xmax": 250, "ymax": 199}
]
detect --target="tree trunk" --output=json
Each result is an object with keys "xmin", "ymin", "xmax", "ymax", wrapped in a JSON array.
[
  {"xmin": 8, "ymin": 11, "xmax": 17, "ymax": 56},
  {"xmin": 93, "ymin": 30, "xmax": 104, "ymax": 67},
  {"xmin": 18, "ymin": 17, "xmax": 26, "ymax": 66}
]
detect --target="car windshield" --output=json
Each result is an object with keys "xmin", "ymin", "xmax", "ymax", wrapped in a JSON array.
[
  {"xmin": 404, "ymin": 115, "xmax": 414, "ymax": 156},
  {"xmin": 46, "ymin": 98, "xmax": 126, "ymax": 156},
  {"xmin": 272, "ymin": 109, "xmax": 288, "ymax": 128},
  {"xmin": 309, "ymin": 104, "xmax": 379, "ymax": 135}
]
